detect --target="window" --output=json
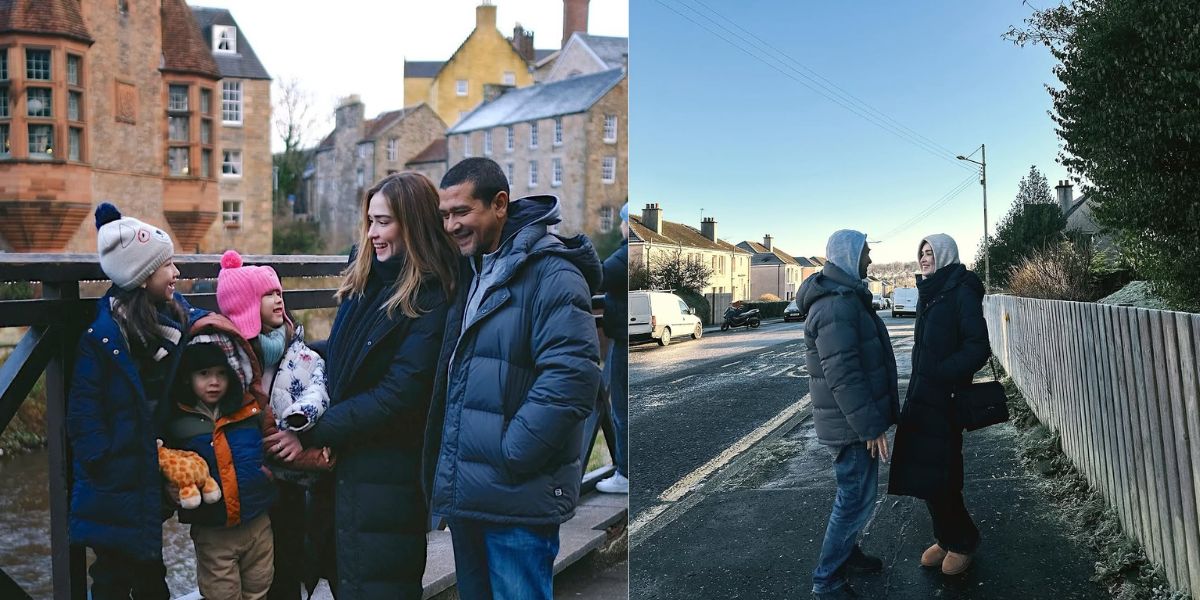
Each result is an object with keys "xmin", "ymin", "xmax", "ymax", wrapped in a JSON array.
[
  {"xmin": 0, "ymin": 48, "xmax": 7, "ymax": 80},
  {"xmin": 357, "ymin": 143, "xmax": 371, "ymax": 160},
  {"xmin": 502, "ymin": 71, "xmax": 516, "ymax": 85},
  {"xmin": 529, "ymin": 121, "xmax": 538, "ymax": 148},
  {"xmin": 0, "ymin": 124, "xmax": 9, "ymax": 157},
  {"xmin": 168, "ymin": 146, "xmax": 189, "ymax": 175},
  {"xmin": 456, "ymin": 80, "xmax": 467, "ymax": 96},
  {"xmin": 600, "ymin": 206, "xmax": 614, "ymax": 232},
  {"xmin": 68, "ymin": 92, "xmax": 82, "ymax": 121},
  {"xmin": 483, "ymin": 130, "xmax": 492, "ymax": 155},
  {"xmin": 222, "ymin": 200, "xmax": 243, "ymax": 225},
  {"xmin": 200, "ymin": 89, "xmax": 211, "ymax": 115},
  {"xmin": 222, "ymin": 150, "xmax": 242, "ymax": 177},
  {"xmin": 0, "ymin": 87, "xmax": 8, "ymax": 118},
  {"xmin": 200, "ymin": 119, "xmax": 211, "ymax": 144},
  {"xmin": 169, "ymin": 116, "xmax": 189, "ymax": 141},
  {"xmin": 528, "ymin": 160, "xmax": 538, "ymax": 187},
  {"xmin": 25, "ymin": 49, "xmax": 50, "ymax": 80},
  {"xmin": 213, "ymin": 26, "xmax": 237, "ymax": 54},
  {"xmin": 387, "ymin": 138, "xmax": 397, "ymax": 161},
  {"xmin": 505, "ymin": 125, "xmax": 514, "ymax": 152},
  {"xmin": 27, "ymin": 88, "xmax": 51, "ymax": 117},
  {"xmin": 68, "ymin": 127, "xmax": 81, "ymax": 161},
  {"xmin": 67, "ymin": 55, "xmax": 81, "ymax": 86},
  {"xmin": 222, "ymin": 81, "xmax": 242, "ymax": 124},
  {"xmin": 168, "ymin": 85, "xmax": 188, "ymax": 111},
  {"xmin": 506, "ymin": 162, "xmax": 514, "ymax": 184},
  {"xmin": 355, "ymin": 167, "xmax": 364, "ymax": 188},
  {"xmin": 554, "ymin": 117, "xmax": 563, "ymax": 146},
  {"xmin": 463, "ymin": 134, "xmax": 472, "ymax": 158},
  {"xmin": 201, "ymin": 149, "xmax": 212, "ymax": 177},
  {"xmin": 601, "ymin": 156, "xmax": 616, "ymax": 183},
  {"xmin": 603, "ymin": 114, "xmax": 618, "ymax": 143},
  {"xmin": 552, "ymin": 158, "xmax": 562, "ymax": 187}
]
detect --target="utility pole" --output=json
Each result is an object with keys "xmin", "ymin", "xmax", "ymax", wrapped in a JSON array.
[{"xmin": 957, "ymin": 144, "xmax": 990, "ymax": 291}]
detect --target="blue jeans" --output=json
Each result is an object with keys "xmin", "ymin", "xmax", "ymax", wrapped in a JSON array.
[
  {"xmin": 448, "ymin": 519, "xmax": 560, "ymax": 600},
  {"xmin": 812, "ymin": 442, "xmax": 880, "ymax": 594},
  {"xmin": 605, "ymin": 340, "xmax": 628, "ymax": 476}
]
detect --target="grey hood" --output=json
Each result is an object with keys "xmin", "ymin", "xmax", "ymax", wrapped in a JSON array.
[
  {"xmin": 825, "ymin": 229, "xmax": 868, "ymax": 279},
  {"xmin": 919, "ymin": 233, "xmax": 960, "ymax": 272}
]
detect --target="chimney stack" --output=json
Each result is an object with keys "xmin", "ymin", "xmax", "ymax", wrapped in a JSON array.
[
  {"xmin": 701, "ymin": 217, "xmax": 717, "ymax": 242},
  {"xmin": 1055, "ymin": 179, "xmax": 1074, "ymax": 214},
  {"xmin": 335, "ymin": 94, "xmax": 364, "ymax": 129},
  {"xmin": 562, "ymin": 0, "xmax": 590, "ymax": 47},
  {"xmin": 476, "ymin": 1, "xmax": 497, "ymax": 31},
  {"xmin": 511, "ymin": 23, "xmax": 535, "ymax": 62},
  {"xmin": 642, "ymin": 203, "xmax": 663, "ymax": 235},
  {"xmin": 483, "ymin": 83, "xmax": 514, "ymax": 103},
  {"xmin": 764, "ymin": 234, "xmax": 773, "ymax": 251}
]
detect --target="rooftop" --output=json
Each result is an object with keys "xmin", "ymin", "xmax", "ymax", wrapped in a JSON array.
[{"xmin": 448, "ymin": 68, "xmax": 624, "ymax": 133}]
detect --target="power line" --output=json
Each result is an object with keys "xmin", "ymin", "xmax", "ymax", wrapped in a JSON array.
[{"xmin": 877, "ymin": 173, "xmax": 980, "ymax": 241}]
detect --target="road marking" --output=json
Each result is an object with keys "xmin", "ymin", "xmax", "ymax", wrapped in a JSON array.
[
  {"xmin": 669, "ymin": 374, "xmax": 698, "ymax": 384},
  {"xmin": 657, "ymin": 394, "xmax": 812, "ymax": 503},
  {"xmin": 628, "ymin": 503, "xmax": 671, "ymax": 538},
  {"xmin": 720, "ymin": 360, "xmax": 742, "ymax": 368}
]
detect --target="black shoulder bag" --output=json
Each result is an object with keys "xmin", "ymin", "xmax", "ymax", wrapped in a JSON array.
[{"xmin": 951, "ymin": 357, "xmax": 1009, "ymax": 431}]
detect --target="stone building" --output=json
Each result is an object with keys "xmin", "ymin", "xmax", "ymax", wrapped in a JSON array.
[
  {"xmin": 536, "ymin": 32, "xmax": 627, "ymax": 83},
  {"xmin": 629, "ymin": 204, "xmax": 752, "ymax": 305},
  {"xmin": 0, "ymin": 0, "xmax": 270, "ymax": 255},
  {"xmin": 309, "ymin": 99, "xmax": 445, "ymax": 253},
  {"xmin": 405, "ymin": 138, "xmax": 448, "ymax": 186},
  {"xmin": 445, "ymin": 68, "xmax": 626, "ymax": 239},
  {"xmin": 737, "ymin": 235, "xmax": 820, "ymax": 301},
  {"xmin": 191, "ymin": 7, "xmax": 271, "ymax": 254}
]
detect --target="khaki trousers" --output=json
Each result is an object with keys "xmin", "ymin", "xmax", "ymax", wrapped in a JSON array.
[{"xmin": 191, "ymin": 513, "xmax": 274, "ymax": 600}]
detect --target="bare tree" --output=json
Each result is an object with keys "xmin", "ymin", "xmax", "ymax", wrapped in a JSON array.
[{"xmin": 272, "ymin": 77, "xmax": 323, "ymax": 214}]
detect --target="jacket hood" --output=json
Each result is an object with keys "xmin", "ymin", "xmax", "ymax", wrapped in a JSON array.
[
  {"xmin": 796, "ymin": 261, "xmax": 866, "ymax": 314},
  {"xmin": 178, "ymin": 314, "xmax": 262, "ymax": 413},
  {"xmin": 493, "ymin": 194, "xmax": 602, "ymax": 292},
  {"xmin": 499, "ymin": 194, "xmax": 561, "ymax": 245},
  {"xmin": 826, "ymin": 229, "xmax": 868, "ymax": 279},
  {"xmin": 920, "ymin": 233, "xmax": 961, "ymax": 272}
]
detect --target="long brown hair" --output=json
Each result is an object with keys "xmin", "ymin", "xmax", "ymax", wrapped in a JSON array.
[
  {"xmin": 111, "ymin": 286, "xmax": 186, "ymax": 349},
  {"xmin": 334, "ymin": 172, "xmax": 459, "ymax": 318}
]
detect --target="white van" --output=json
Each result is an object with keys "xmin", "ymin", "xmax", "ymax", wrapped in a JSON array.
[
  {"xmin": 628, "ymin": 291, "xmax": 703, "ymax": 346},
  {"xmin": 891, "ymin": 287, "xmax": 919, "ymax": 318}
]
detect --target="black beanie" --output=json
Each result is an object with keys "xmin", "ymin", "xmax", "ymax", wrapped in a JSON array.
[{"xmin": 183, "ymin": 342, "xmax": 227, "ymax": 375}]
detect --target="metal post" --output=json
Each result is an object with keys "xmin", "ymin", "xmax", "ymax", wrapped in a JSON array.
[{"xmin": 981, "ymin": 144, "xmax": 989, "ymax": 292}]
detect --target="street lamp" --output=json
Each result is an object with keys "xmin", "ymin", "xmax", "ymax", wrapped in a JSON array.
[{"xmin": 956, "ymin": 144, "xmax": 989, "ymax": 291}]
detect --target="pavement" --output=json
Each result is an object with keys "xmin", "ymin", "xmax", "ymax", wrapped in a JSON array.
[{"xmin": 630, "ymin": 312, "xmax": 1106, "ymax": 599}]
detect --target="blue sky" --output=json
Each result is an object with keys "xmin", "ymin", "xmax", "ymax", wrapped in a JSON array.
[{"xmin": 631, "ymin": 0, "xmax": 1065, "ymax": 264}]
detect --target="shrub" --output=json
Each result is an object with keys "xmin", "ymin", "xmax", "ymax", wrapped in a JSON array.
[
  {"xmin": 273, "ymin": 219, "xmax": 323, "ymax": 255},
  {"xmin": 630, "ymin": 262, "xmax": 651, "ymax": 291},
  {"xmin": 676, "ymin": 289, "xmax": 712, "ymax": 325},
  {"xmin": 744, "ymin": 301, "xmax": 790, "ymax": 319},
  {"xmin": 757, "ymin": 293, "xmax": 782, "ymax": 302},
  {"xmin": 1008, "ymin": 239, "xmax": 1097, "ymax": 301}
]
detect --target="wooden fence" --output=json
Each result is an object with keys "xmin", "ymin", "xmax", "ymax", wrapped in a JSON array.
[{"xmin": 983, "ymin": 295, "xmax": 1200, "ymax": 595}]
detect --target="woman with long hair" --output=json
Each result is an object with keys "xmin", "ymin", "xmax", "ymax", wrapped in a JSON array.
[
  {"xmin": 888, "ymin": 234, "xmax": 992, "ymax": 576},
  {"xmin": 279, "ymin": 172, "xmax": 458, "ymax": 598}
]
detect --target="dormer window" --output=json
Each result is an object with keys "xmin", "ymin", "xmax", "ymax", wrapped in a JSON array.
[{"xmin": 213, "ymin": 26, "xmax": 237, "ymax": 54}]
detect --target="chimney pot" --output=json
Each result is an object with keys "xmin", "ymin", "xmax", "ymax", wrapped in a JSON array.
[
  {"xmin": 701, "ymin": 217, "xmax": 717, "ymax": 242},
  {"xmin": 764, "ymin": 234, "xmax": 774, "ymax": 251},
  {"xmin": 476, "ymin": 3, "xmax": 497, "ymax": 30},
  {"xmin": 642, "ymin": 203, "xmax": 663, "ymax": 235}
]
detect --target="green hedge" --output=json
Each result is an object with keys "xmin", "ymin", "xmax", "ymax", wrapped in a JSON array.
[
  {"xmin": 677, "ymin": 289, "xmax": 713, "ymax": 325},
  {"xmin": 743, "ymin": 301, "xmax": 790, "ymax": 319}
]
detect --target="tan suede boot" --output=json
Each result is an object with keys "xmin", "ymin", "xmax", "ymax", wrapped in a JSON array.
[
  {"xmin": 920, "ymin": 544, "xmax": 947, "ymax": 568},
  {"xmin": 941, "ymin": 551, "xmax": 973, "ymax": 575}
]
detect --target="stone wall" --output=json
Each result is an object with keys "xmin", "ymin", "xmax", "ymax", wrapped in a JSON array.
[
  {"xmin": 582, "ymin": 76, "xmax": 627, "ymax": 238},
  {"xmin": 203, "ymin": 78, "xmax": 272, "ymax": 254},
  {"xmin": 371, "ymin": 105, "xmax": 445, "ymax": 185}
]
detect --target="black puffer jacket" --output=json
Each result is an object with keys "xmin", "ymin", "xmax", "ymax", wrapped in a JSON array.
[{"xmin": 888, "ymin": 264, "xmax": 991, "ymax": 499}]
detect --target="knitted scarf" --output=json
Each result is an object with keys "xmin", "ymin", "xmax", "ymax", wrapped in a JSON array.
[{"xmin": 257, "ymin": 326, "xmax": 287, "ymax": 369}]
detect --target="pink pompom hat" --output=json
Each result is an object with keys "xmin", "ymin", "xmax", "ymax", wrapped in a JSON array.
[{"xmin": 216, "ymin": 250, "xmax": 283, "ymax": 339}]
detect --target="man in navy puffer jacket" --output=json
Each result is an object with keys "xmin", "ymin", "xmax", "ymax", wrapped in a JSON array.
[{"xmin": 427, "ymin": 158, "xmax": 601, "ymax": 599}]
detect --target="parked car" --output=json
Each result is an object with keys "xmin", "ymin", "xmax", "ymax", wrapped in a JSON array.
[
  {"xmin": 872, "ymin": 293, "xmax": 885, "ymax": 310},
  {"xmin": 891, "ymin": 287, "xmax": 919, "ymax": 318},
  {"xmin": 783, "ymin": 299, "xmax": 806, "ymax": 322},
  {"xmin": 629, "ymin": 290, "xmax": 704, "ymax": 346}
]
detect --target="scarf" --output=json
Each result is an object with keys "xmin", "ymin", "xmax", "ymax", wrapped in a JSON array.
[
  {"xmin": 917, "ymin": 263, "xmax": 964, "ymax": 313},
  {"xmin": 257, "ymin": 326, "xmax": 287, "ymax": 369},
  {"xmin": 324, "ymin": 253, "xmax": 406, "ymax": 402},
  {"xmin": 111, "ymin": 297, "xmax": 185, "ymax": 430}
]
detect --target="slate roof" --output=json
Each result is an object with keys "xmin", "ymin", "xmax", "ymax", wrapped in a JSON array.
[
  {"xmin": 629, "ymin": 216, "xmax": 750, "ymax": 255},
  {"xmin": 578, "ymin": 34, "xmax": 627, "ymax": 69},
  {"xmin": 161, "ymin": 0, "xmax": 220, "ymax": 78},
  {"xmin": 737, "ymin": 240, "xmax": 814, "ymax": 267},
  {"xmin": 404, "ymin": 60, "xmax": 444, "ymax": 78},
  {"xmin": 809, "ymin": 256, "xmax": 828, "ymax": 266},
  {"xmin": 535, "ymin": 48, "xmax": 556, "ymax": 61},
  {"xmin": 190, "ymin": 7, "xmax": 270, "ymax": 80},
  {"xmin": 448, "ymin": 67, "xmax": 624, "ymax": 134},
  {"xmin": 406, "ymin": 138, "xmax": 448, "ymax": 165},
  {"xmin": 363, "ymin": 107, "xmax": 416, "ymax": 139},
  {"xmin": 0, "ymin": 0, "xmax": 92, "ymax": 42}
]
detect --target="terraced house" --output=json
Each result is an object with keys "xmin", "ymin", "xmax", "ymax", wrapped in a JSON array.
[
  {"xmin": 629, "ymin": 204, "xmax": 752, "ymax": 310},
  {"xmin": 0, "ymin": 0, "xmax": 270, "ymax": 255},
  {"xmin": 737, "ymin": 235, "xmax": 822, "ymax": 301}
]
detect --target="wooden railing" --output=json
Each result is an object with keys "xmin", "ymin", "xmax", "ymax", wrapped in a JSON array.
[
  {"xmin": 0, "ymin": 253, "xmax": 614, "ymax": 600},
  {"xmin": 983, "ymin": 295, "xmax": 1200, "ymax": 595}
]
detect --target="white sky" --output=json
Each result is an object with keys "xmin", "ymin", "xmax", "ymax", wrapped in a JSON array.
[{"xmin": 191, "ymin": 0, "xmax": 628, "ymax": 151}]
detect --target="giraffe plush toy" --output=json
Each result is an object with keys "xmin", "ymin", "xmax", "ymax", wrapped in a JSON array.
[{"xmin": 157, "ymin": 440, "xmax": 221, "ymax": 509}]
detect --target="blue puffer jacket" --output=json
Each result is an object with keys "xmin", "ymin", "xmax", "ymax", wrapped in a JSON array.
[
  {"xmin": 424, "ymin": 195, "xmax": 602, "ymax": 526},
  {"xmin": 67, "ymin": 290, "xmax": 206, "ymax": 561}
]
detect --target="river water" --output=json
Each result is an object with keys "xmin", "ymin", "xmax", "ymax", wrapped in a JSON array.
[{"xmin": 0, "ymin": 449, "xmax": 198, "ymax": 598}]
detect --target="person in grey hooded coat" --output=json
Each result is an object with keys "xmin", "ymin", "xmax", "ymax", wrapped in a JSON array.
[{"xmin": 797, "ymin": 229, "xmax": 899, "ymax": 599}]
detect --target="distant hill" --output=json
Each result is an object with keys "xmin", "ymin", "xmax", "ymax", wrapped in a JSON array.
[{"xmin": 870, "ymin": 262, "xmax": 919, "ymax": 288}]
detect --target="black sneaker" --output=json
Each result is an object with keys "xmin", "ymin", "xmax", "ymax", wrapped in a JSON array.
[
  {"xmin": 813, "ymin": 583, "xmax": 858, "ymax": 599},
  {"xmin": 843, "ymin": 545, "xmax": 883, "ymax": 574}
]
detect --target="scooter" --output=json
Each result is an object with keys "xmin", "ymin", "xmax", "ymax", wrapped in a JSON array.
[{"xmin": 721, "ymin": 306, "xmax": 761, "ymax": 331}]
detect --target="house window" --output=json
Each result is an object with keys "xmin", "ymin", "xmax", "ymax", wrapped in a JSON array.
[
  {"xmin": 168, "ymin": 116, "xmax": 189, "ymax": 141},
  {"xmin": 603, "ymin": 114, "xmax": 618, "ymax": 143},
  {"xmin": 68, "ymin": 92, "xmax": 82, "ymax": 121},
  {"xmin": 0, "ymin": 48, "xmax": 7, "ymax": 80},
  {"xmin": 505, "ymin": 162, "xmax": 514, "ymax": 184},
  {"xmin": 355, "ymin": 167, "xmax": 364, "ymax": 188},
  {"xmin": 529, "ymin": 121, "xmax": 538, "ymax": 148},
  {"xmin": 200, "ymin": 119, "xmax": 211, "ymax": 144},
  {"xmin": 0, "ymin": 124, "xmax": 9, "ymax": 157},
  {"xmin": 456, "ymin": 80, "xmax": 467, "ymax": 96},
  {"xmin": 505, "ymin": 125, "xmax": 514, "ymax": 152},
  {"xmin": 27, "ymin": 88, "xmax": 51, "ymax": 117},
  {"xmin": 0, "ymin": 87, "xmax": 6, "ymax": 118},
  {"xmin": 554, "ymin": 117, "xmax": 563, "ymax": 146},
  {"xmin": 168, "ymin": 146, "xmax": 189, "ymax": 175},
  {"xmin": 601, "ymin": 156, "xmax": 616, "ymax": 183},
  {"xmin": 200, "ymin": 89, "xmax": 211, "ymax": 114},
  {"xmin": 600, "ymin": 206, "xmax": 614, "ymax": 233},
  {"xmin": 67, "ymin": 55, "xmax": 81, "ymax": 86},
  {"xmin": 201, "ymin": 149, "xmax": 212, "ymax": 177},
  {"xmin": 222, "ymin": 80, "xmax": 242, "ymax": 124},
  {"xmin": 222, "ymin": 150, "xmax": 242, "ymax": 177},
  {"xmin": 552, "ymin": 158, "xmax": 562, "ymax": 187},
  {"xmin": 463, "ymin": 134, "xmax": 472, "ymax": 158},
  {"xmin": 503, "ymin": 71, "xmax": 516, "ymax": 85},
  {"xmin": 25, "ymin": 49, "xmax": 50, "ymax": 80},
  {"xmin": 27, "ymin": 124, "xmax": 52, "ymax": 157},
  {"xmin": 357, "ymin": 143, "xmax": 371, "ymax": 160},
  {"xmin": 68, "ymin": 127, "xmax": 81, "ymax": 161},
  {"xmin": 213, "ymin": 26, "xmax": 237, "ymax": 54},
  {"xmin": 528, "ymin": 160, "xmax": 538, "ymax": 187},
  {"xmin": 387, "ymin": 138, "xmax": 398, "ymax": 161},
  {"xmin": 168, "ymin": 84, "xmax": 188, "ymax": 111},
  {"xmin": 483, "ymin": 130, "xmax": 492, "ymax": 155},
  {"xmin": 222, "ymin": 200, "xmax": 243, "ymax": 225}
]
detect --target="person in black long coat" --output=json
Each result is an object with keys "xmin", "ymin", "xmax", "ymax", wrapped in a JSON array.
[
  {"xmin": 887, "ymin": 233, "xmax": 991, "ymax": 576},
  {"xmin": 271, "ymin": 172, "xmax": 459, "ymax": 599}
]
